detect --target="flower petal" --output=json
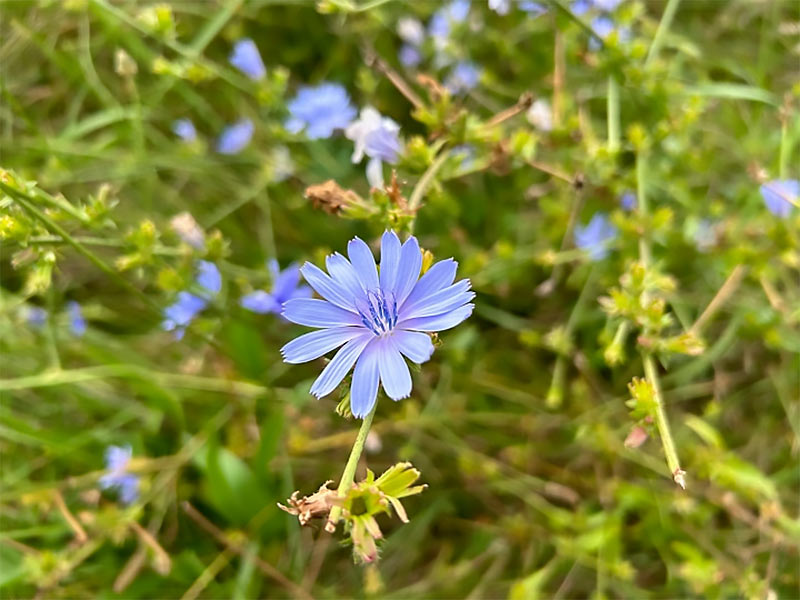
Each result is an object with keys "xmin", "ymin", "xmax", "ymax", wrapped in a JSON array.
[
  {"xmin": 347, "ymin": 237, "xmax": 379, "ymax": 290},
  {"xmin": 310, "ymin": 333, "xmax": 373, "ymax": 398},
  {"xmin": 378, "ymin": 338, "xmax": 412, "ymax": 401},
  {"xmin": 281, "ymin": 327, "xmax": 366, "ymax": 364},
  {"xmin": 399, "ymin": 279, "xmax": 473, "ymax": 321},
  {"xmin": 240, "ymin": 291, "xmax": 279, "ymax": 314},
  {"xmin": 398, "ymin": 304, "xmax": 474, "ymax": 332},
  {"xmin": 272, "ymin": 263, "xmax": 301, "ymax": 302},
  {"xmin": 379, "ymin": 230, "xmax": 401, "ymax": 293},
  {"xmin": 326, "ymin": 253, "xmax": 366, "ymax": 304},
  {"xmin": 300, "ymin": 262, "xmax": 357, "ymax": 311},
  {"xmin": 350, "ymin": 341, "xmax": 381, "ymax": 418},
  {"xmin": 393, "ymin": 236, "xmax": 423, "ymax": 305},
  {"xmin": 393, "ymin": 330, "xmax": 435, "ymax": 364},
  {"xmin": 283, "ymin": 298, "xmax": 363, "ymax": 327},
  {"xmin": 399, "ymin": 258, "xmax": 457, "ymax": 312}
]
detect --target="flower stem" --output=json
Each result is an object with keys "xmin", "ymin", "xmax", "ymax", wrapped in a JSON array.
[
  {"xmin": 607, "ymin": 76, "xmax": 620, "ymax": 153},
  {"xmin": 636, "ymin": 151, "xmax": 685, "ymax": 489},
  {"xmin": 643, "ymin": 354, "xmax": 685, "ymax": 489},
  {"xmin": 645, "ymin": 0, "xmax": 682, "ymax": 66},
  {"xmin": 409, "ymin": 149, "xmax": 451, "ymax": 214},
  {"xmin": 325, "ymin": 401, "xmax": 378, "ymax": 532}
]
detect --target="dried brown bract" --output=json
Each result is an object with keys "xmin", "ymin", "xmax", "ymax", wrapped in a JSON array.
[
  {"xmin": 278, "ymin": 481, "xmax": 337, "ymax": 526},
  {"xmin": 305, "ymin": 180, "xmax": 362, "ymax": 215}
]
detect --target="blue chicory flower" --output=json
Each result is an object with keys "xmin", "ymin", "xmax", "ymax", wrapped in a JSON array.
[
  {"xmin": 589, "ymin": 16, "xmax": 631, "ymax": 50},
  {"xmin": 285, "ymin": 83, "xmax": 357, "ymax": 140},
  {"xmin": 162, "ymin": 261, "xmax": 221, "ymax": 339},
  {"xmin": 172, "ymin": 119, "xmax": 197, "ymax": 142},
  {"xmin": 99, "ymin": 445, "xmax": 140, "ymax": 505},
  {"xmin": 217, "ymin": 118, "xmax": 254, "ymax": 154},
  {"xmin": 281, "ymin": 231, "xmax": 474, "ymax": 418},
  {"xmin": 27, "ymin": 306, "xmax": 47, "ymax": 329},
  {"xmin": 229, "ymin": 38, "xmax": 266, "ymax": 80},
  {"xmin": 67, "ymin": 301, "xmax": 86, "ymax": 337},
  {"xmin": 620, "ymin": 191, "xmax": 636, "ymax": 211},
  {"xmin": 399, "ymin": 44, "xmax": 422, "ymax": 68},
  {"xmin": 345, "ymin": 107, "xmax": 402, "ymax": 189},
  {"xmin": 574, "ymin": 213, "xmax": 618, "ymax": 260},
  {"xmin": 241, "ymin": 259, "xmax": 311, "ymax": 315},
  {"xmin": 760, "ymin": 179, "xmax": 798, "ymax": 218},
  {"xmin": 429, "ymin": 0, "xmax": 471, "ymax": 39},
  {"xmin": 445, "ymin": 61, "xmax": 481, "ymax": 94}
]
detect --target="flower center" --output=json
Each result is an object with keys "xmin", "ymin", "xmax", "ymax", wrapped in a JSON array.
[{"xmin": 356, "ymin": 288, "xmax": 398, "ymax": 336}]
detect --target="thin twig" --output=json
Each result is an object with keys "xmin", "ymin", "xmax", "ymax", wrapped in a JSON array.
[
  {"xmin": 485, "ymin": 92, "xmax": 533, "ymax": 128},
  {"xmin": 129, "ymin": 521, "xmax": 171, "ymax": 575},
  {"xmin": 690, "ymin": 264, "xmax": 747, "ymax": 334},
  {"xmin": 53, "ymin": 490, "xmax": 88, "ymax": 544},
  {"xmin": 363, "ymin": 47, "xmax": 423, "ymax": 109}
]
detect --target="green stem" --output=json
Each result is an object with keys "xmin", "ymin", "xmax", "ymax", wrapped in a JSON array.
[
  {"xmin": 325, "ymin": 401, "xmax": 378, "ymax": 532},
  {"xmin": 409, "ymin": 149, "xmax": 452, "ymax": 214},
  {"xmin": 645, "ymin": 0, "xmax": 682, "ymax": 66},
  {"xmin": 607, "ymin": 76, "xmax": 620, "ymax": 153},
  {"xmin": 778, "ymin": 116, "xmax": 789, "ymax": 179},
  {"xmin": 636, "ymin": 151, "xmax": 684, "ymax": 488},
  {"xmin": 643, "ymin": 354, "xmax": 685, "ymax": 488}
]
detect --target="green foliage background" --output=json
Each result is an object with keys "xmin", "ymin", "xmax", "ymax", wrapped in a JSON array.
[{"xmin": 1, "ymin": 0, "xmax": 798, "ymax": 598}]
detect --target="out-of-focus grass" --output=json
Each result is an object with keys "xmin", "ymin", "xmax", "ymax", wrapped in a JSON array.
[{"xmin": 1, "ymin": 1, "xmax": 798, "ymax": 598}]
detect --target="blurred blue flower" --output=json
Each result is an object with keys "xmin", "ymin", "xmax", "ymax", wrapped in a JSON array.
[
  {"xmin": 453, "ymin": 144, "xmax": 476, "ymax": 170},
  {"xmin": 285, "ymin": 83, "xmax": 357, "ymax": 140},
  {"xmin": 170, "ymin": 212, "xmax": 205, "ymax": 249},
  {"xmin": 217, "ymin": 119, "xmax": 254, "ymax": 154},
  {"xmin": 229, "ymin": 38, "xmax": 266, "ymax": 80},
  {"xmin": 620, "ymin": 191, "xmax": 636, "ymax": 211},
  {"xmin": 489, "ymin": 0, "xmax": 511, "ymax": 15},
  {"xmin": 162, "ymin": 261, "xmax": 221, "ymax": 339},
  {"xmin": 241, "ymin": 259, "xmax": 311, "ymax": 315},
  {"xmin": 399, "ymin": 44, "xmax": 422, "ymax": 68},
  {"xmin": 67, "ymin": 301, "xmax": 86, "ymax": 337},
  {"xmin": 27, "ymin": 306, "xmax": 47, "ymax": 329},
  {"xmin": 99, "ymin": 445, "xmax": 139, "ymax": 505},
  {"xmin": 575, "ymin": 213, "xmax": 617, "ymax": 260},
  {"xmin": 429, "ymin": 0, "xmax": 470, "ymax": 39},
  {"xmin": 589, "ymin": 16, "xmax": 631, "ymax": 49},
  {"xmin": 346, "ymin": 107, "xmax": 402, "ymax": 188},
  {"xmin": 195, "ymin": 260, "xmax": 222, "ymax": 295},
  {"xmin": 281, "ymin": 231, "xmax": 474, "ymax": 418},
  {"xmin": 760, "ymin": 179, "xmax": 798, "ymax": 218},
  {"xmin": 172, "ymin": 119, "xmax": 197, "ymax": 142},
  {"xmin": 520, "ymin": 1, "xmax": 547, "ymax": 14},
  {"xmin": 397, "ymin": 17, "xmax": 425, "ymax": 46},
  {"xmin": 445, "ymin": 61, "xmax": 480, "ymax": 94}
]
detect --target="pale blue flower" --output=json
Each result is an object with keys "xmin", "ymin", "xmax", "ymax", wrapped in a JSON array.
[
  {"xmin": 692, "ymin": 219, "xmax": 716, "ymax": 252},
  {"xmin": 620, "ymin": 191, "xmax": 636, "ymax": 211},
  {"xmin": 229, "ymin": 38, "xmax": 266, "ymax": 81},
  {"xmin": 399, "ymin": 44, "xmax": 422, "ymax": 68},
  {"xmin": 527, "ymin": 98, "xmax": 553, "ymax": 131},
  {"xmin": 27, "ymin": 306, "xmax": 47, "ymax": 329},
  {"xmin": 520, "ymin": 1, "xmax": 547, "ymax": 14},
  {"xmin": 217, "ymin": 118, "xmax": 254, "ymax": 154},
  {"xmin": 281, "ymin": 231, "xmax": 474, "ymax": 418},
  {"xmin": 429, "ymin": 0, "xmax": 470, "ymax": 39},
  {"xmin": 285, "ymin": 83, "xmax": 357, "ymax": 140},
  {"xmin": 760, "ymin": 179, "xmax": 798, "ymax": 218},
  {"xmin": 346, "ymin": 107, "xmax": 402, "ymax": 188},
  {"xmin": 397, "ymin": 17, "xmax": 425, "ymax": 46},
  {"xmin": 162, "ymin": 261, "xmax": 221, "ymax": 339},
  {"xmin": 241, "ymin": 259, "xmax": 311, "ymax": 315},
  {"xmin": 445, "ymin": 61, "xmax": 480, "ymax": 94},
  {"xmin": 99, "ymin": 445, "xmax": 139, "ymax": 505},
  {"xmin": 172, "ymin": 119, "xmax": 197, "ymax": 142},
  {"xmin": 67, "ymin": 301, "xmax": 86, "ymax": 337},
  {"xmin": 589, "ymin": 16, "xmax": 631, "ymax": 49},
  {"xmin": 575, "ymin": 213, "xmax": 617, "ymax": 260}
]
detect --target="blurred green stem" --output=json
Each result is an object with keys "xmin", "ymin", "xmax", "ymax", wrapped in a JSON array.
[
  {"xmin": 646, "ymin": 0, "xmax": 681, "ymax": 66},
  {"xmin": 779, "ymin": 116, "xmax": 789, "ymax": 179},
  {"xmin": 643, "ymin": 354, "xmax": 685, "ymax": 489},
  {"xmin": 325, "ymin": 401, "xmax": 377, "ymax": 532},
  {"xmin": 607, "ymin": 76, "xmax": 620, "ymax": 153},
  {"xmin": 636, "ymin": 151, "xmax": 684, "ymax": 488},
  {"xmin": 409, "ymin": 149, "xmax": 451, "ymax": 215}
]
